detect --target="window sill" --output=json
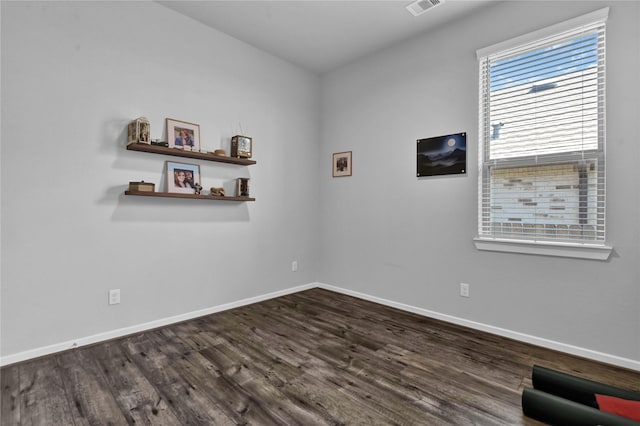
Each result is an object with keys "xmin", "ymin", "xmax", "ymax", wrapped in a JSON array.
[{"xmin": 473, "ymin": 237, "xmax": 612, "ymax": 260}]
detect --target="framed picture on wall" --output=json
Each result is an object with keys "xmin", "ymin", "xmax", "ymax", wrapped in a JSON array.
[
  {"xmin": 417, "ymin": 132, "xmax": 466, "ymax": 177},
  {"xmin": 332, "ymin": 151, "xmax": 352, "ymax": 177},
  {"xmin": 167, "ymin": 118, "xmax": 200, "ymax": 152},
  {"xmin": 166, "ymin": 161, "xmax": 201, "ymax": 194}
]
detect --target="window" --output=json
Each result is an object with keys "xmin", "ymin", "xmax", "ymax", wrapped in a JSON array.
[{"xmin": 476, "ymin": 9, "xmax": 611, "ymax": 259}]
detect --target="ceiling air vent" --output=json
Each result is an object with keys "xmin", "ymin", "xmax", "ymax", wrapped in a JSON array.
[{"xmin": 406, "ymin": 0, "xmax": 444, "ymax": 17}]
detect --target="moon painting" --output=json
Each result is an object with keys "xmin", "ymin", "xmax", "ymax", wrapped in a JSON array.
[{"xmin": 417, "ymin": 132, "xmax": 466, "ymax": 177}]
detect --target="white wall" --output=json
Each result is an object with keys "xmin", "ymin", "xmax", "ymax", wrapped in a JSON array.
[
  {"xmin": 1, "ymin": 1, "xmax": 321, "ymax": 358},
  {"xmin": 319, "ymin": 1, "xmax": 640, "ymax": 363},
  {"xmin": 2, "ymin": 0, "xmax": 639, "ymax": 367}
]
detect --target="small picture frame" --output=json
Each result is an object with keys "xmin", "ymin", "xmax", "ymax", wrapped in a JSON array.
[
  {"xmin": 166, "ymin": 161, "xmax": 201, "ymax": 194},
  {"xmin": 231, "ymin": 135, "xmax": 253, "ymax": 158},
  {"xmin": 332, "ymin": 151, "xmax": 352, "ymax": 177},
  {"xmin": 166, "ymin": 118, "xmax": 200, "ymax": 152}
]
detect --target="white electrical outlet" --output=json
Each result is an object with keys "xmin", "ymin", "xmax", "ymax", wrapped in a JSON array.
[
  {"xmin": 291, "ymin": 261, "xmax": 298, "ymax": 272},
  {"xmin": 109, "ymin": 289, "xmax": 121, "ymax": 305},
  {"xmin": 460, "ymin": 283, "xmax": 470, "ymax": 298}
]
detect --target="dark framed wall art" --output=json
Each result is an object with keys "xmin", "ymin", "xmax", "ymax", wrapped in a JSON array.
[{"xmin": 417, "ymin": 132, "xmax": 466, "ymax": 177}]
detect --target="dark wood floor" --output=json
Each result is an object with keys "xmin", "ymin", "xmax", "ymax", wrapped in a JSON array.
[{"xmin": 2, "ymin": 288, "xmax": 640, "ymax": 425}]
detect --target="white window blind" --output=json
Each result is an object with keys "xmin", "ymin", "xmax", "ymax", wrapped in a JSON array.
[{"xmin": 478, "ymin": 14, "xmax": 606, "ymax": 245}]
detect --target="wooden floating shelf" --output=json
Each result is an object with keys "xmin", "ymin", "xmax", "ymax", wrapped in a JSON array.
[
  {"xmin": 126, "ymin": 143, "xmax": 256, "ymax": 165},
  {"xmin": 125, "ymin": 191, "xmax": 255, "ymax": 202}
]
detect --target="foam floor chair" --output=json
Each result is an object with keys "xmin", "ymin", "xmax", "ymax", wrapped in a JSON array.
[{"xmin": 522, "ymin": 365, "xmax": 640, "ymax": 426}]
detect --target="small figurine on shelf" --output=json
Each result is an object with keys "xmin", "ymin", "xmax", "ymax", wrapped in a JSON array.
[
  {"xmin": 210, "ymin": 187, "xmax": 225, "ymax": 196},
  {"xmin": 193, "ymin": 183, "xmax": 203, "ymax": 195},
  {"xmin": 127, "ymin": 117, "xmax": 151, "ymax": 145}
]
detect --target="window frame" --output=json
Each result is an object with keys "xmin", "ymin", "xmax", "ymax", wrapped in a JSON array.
[{"xmin": 474, "ymin": 8, "xmax": 612, "ymax": 260}]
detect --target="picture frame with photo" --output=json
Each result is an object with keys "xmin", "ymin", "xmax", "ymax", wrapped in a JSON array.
[
  {"xmin": 166, "ymin": 161, "xmax": 201, "ymax": 194},
  {"xmin": 332, "ymin": 151, "xmax": 352, "ymax": 177},
  {"xmin": 166, "ymin": 118, "xmax": 200, "ymax": 151}
]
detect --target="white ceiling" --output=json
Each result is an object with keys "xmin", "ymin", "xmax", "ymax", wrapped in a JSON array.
[{"xmin": 158, "ymin": 1, "xmax": 496, "ymax": 74}]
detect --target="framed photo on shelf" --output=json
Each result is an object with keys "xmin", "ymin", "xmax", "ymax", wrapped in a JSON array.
[
  {"xmin": 332, "ymin": 151, "xmax": 352, "ymax": 177},
  {"xmin": 166, "ymin": 161, "xmax": 201, "ymax": 194},
  {"xmin": 166, "ymin": 118, "xmax": 200, "ymax": 151}
]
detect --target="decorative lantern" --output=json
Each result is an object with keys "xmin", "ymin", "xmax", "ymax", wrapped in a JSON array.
[
  {"xmin": 230, "ymin": 135, "xmax": 252, "ymax": 158},
  {"xmin": 127, "ymin": 117, "xmax": 151, "ymax": 145},
  {"xmin": 236, "ymin": 178, "xmax": 250, "ymax": 197}
]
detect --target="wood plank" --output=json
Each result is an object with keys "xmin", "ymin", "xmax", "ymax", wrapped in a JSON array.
[
  {"xmin": 168, "ymin": 317, "xmax": 225, "ymax": 352},
  {"xmin": 198, "ymin": 310, "xmax": 449, "ymax": 425},
  {"xmin": 1, "ymin": 365, "xmax": 21, "ymax": 425},
  {"xmin": 2, "ymin": 287, "xmax": 639, "ymax": 425},
  {"xmin": 86, "ymin": 341, "xmax": 182, "ymax": 425},
  {"xmin": 18, "ymin": 357, "xmax": 75, "ymax": 426},
  {"xmin": 199, "ymin": 339, "xmax": 409, "ymax": 425},
  {"xmin": 56, "ymin": 349, "xmax": 129, "ymax": 425},
  {"xmin": 149, "ymin": 328, "xmax": 330, "ymax": 425},
  {"xmin": 120, "ymin": 332, "xmax": 235, "ymax": 425},
  {"xmin": 126, "ymin": 142, "xmax": 257, "ymax": 165},
  {"xmin": 125, "ymin": 191, "xmax": 255, "ymax": 202}
]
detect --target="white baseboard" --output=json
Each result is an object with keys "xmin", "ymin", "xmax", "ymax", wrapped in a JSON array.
[
  {"xmin": 316, "ymin": 282, "xmax": 640, "ymax": 372},
  {"xmin": 0, "ymin": 283, "xmax": 317, "ymax": 367},
  {"xmin": 3, "ymin": 281, "xmax": 639, "ymax": 372}
]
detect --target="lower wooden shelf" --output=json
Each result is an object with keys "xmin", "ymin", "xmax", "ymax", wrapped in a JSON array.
[{"xmin": 124, "ymin": 190, "xmax": 255, "ymax": 202}]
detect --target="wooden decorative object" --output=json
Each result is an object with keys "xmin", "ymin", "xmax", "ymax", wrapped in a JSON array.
[
  {"xmin": 128, "ymin": 181, "xmax": 155, "ymax": 192},
  {"xmin": 210, "ymin": 187, "xmax": 225, "ymax": 196},
  {"xmin": 231, "ymin": 135, "xmax": 252, "ymax": 158},
  {"xmin": 236, "ymin": 178, "xmax": 250, "ymax": 197}
]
